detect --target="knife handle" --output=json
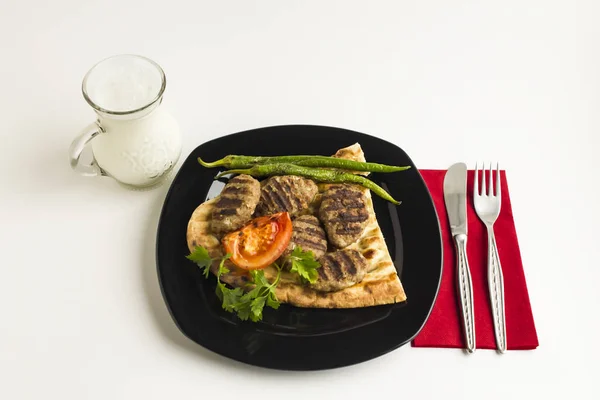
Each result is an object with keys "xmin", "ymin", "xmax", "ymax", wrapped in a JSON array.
[
  {"xmin": 454, "ymin": 233, "xmax": 476, "ymax": 353},
  {"xmin": 486, "ymin": 226, "xmax": 507, "ymax": 353}
]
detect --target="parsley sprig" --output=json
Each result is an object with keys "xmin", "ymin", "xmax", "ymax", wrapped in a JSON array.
[
  {"xmin": 186, "ymin": 245, "xmax": 320, "ymax": 322},
  {"xmin": 287, "ymin": 246, "xmax": 321, "ymax": 284},
  {"xmin": 185, "ymin": 246, "xmax": 213, "ymax": 278},
  {"xmin": 230, "ymin": 268, "xmax": 281, "ymax": 321},
  {"xmin": 186, "ymin": 246, "xmax": 281, "ymax": 322}
]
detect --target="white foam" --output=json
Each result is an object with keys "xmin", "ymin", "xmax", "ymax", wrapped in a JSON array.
[{"xmin": 84, "ymin": 56, "xmax": 163, "ymax": 112}]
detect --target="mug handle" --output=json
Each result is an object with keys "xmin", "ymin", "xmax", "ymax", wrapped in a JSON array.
[{"xmin": 69, "ymin": 122, "xmax": 106, "ymax": 177}]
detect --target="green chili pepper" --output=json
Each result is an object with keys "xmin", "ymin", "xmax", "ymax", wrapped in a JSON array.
[
  {"xmin": 199, "ymin": 155, "xmax": 309, "ymax": 169},
  {"xmin": 295, "ymin": 158, "xmax": 410, "ymax": 172},
  {"xmin": 198, "ymin": 155, "xmax": 410, "ymax": 173},
  {"xmin": 215, "ymin": 163, "xmax": 401, "ymax": 205}
]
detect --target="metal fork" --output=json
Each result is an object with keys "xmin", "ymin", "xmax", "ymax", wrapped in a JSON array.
[{"xmin": 473, "ymin": 163, "xmax": 507, "ymax": 353}]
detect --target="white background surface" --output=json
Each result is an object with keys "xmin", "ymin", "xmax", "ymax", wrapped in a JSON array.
[{"xmin": 1, "ymin": 1, "xmax": 598, "ymax": 399}]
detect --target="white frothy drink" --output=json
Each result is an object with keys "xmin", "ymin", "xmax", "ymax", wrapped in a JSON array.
[
  {"xmin": 80, "ymin": 55, "xmax": 181, "ymax": 188},
  {"xmin": 85, "ymin": 56, "xmax": 164, "ymax": 112}
]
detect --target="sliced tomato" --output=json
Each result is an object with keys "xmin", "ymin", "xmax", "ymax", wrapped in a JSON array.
[{"xmin": 222, "ymin": 212, "xmax": 293, "ymax": 270}]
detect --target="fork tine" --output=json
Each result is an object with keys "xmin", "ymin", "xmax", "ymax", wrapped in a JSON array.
[
  {"xmin": 496, "ymin": 162, "xmax": 501, "ymax": 198},
  {"xmin": 474, "ymin": 162, "xmax": 479, "ymax": 196},
  {"xmin": 488, "ymin": 162, "xmax": 493, "ymax": 196},
  {"xmin": 481, "ymin": 162, "xmax": 486, "ymax": 196}
]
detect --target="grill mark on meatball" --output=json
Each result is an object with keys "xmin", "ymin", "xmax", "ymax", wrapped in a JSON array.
[
  {"xmin": 340, "ymin": 250, "xmax": 357, "ymax": 275},
  {"xmin": 215, "ymin": 197, "xmax": 243, "ymax": 208},
  {"xmin": 321, "ymin": 201, "xmax": 364, "ymax": 211},
  {"xmin": 318, "ymin": 263, "xmax": 331, "ymax": 280},
  {"xmin": 225, "ymin": 186, "xmax": 253, "ymax": 197},
  {"xmin": 326, "ymin": 187, "xmax": 359, "ymax": 197},
  {"xmin": 295, "ymin": 237, "xmax": 327, "ymax": 252},
  {"xmin": 328, "ymin": 212, "xmax": 369, "ymax": 223},
  {"xmin": 218, "ymin": 208, "xmax": 239, "ymax": 216},
  {"xmin": 295, "ymin": 226, "xmax": 326, "ymax": 238},
  {"xmin": 335, "ymin": 225, "xmax": 364, "ymax": 234},
  {"xmin": 262, "ymin": 188, "xmax": 289, "ymax": 212},
  {"xmin": 271, "ymin": 178, "xmax": 301, "ymax": 210},
  {"xmin": 326, "ymin": 255, "xmax": 345, "ymax": 281},
  {"xmin": 298, "ymin": 217, "xmax": 320, "ymax": 227},
  {"xmin": 326, "ymin": 188, "xmax": 362, "ymax": 200}
]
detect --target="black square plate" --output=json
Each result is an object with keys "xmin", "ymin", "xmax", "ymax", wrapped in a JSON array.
[{"xmin": 156, "ymin": 125, "xmax": 442, "ymax": 370}]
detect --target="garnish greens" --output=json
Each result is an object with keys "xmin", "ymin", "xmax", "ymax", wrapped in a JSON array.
[
  {"xmin": 186, "ymin": 245, "xmax": 320, "ymax": 322},
  {"xmin": 288, "ymin": 246, "xmax": 321, "ymax": 284},
  {"xmin": 232, "ymin": 268, "xmax": 281, "ymax": 322},
  {"xmin": 186, "ymin": 246, "xmax": 281, "ymax": 322},
  {"xmin": 185, "ymin": 246, "xmax": 213, "ymax": 278}
]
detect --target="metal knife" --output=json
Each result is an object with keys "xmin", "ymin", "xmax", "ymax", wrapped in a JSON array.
[{"xmin": 443, "ymin": 162, "xmax": 476, "ymax": 353}]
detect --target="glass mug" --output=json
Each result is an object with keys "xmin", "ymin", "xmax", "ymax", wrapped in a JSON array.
[{"xmin": 69, "ymin": 54, "xmax": 182, "ymax": 189}]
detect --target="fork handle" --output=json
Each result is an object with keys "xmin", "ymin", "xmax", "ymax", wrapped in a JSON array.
[
  {"xmin": 486, "ymin": 225, "xmax": 507, "ymax": 353},
  {"xmin": 454, "ymin": 234, "xmax": 476, "ymax": 353}
]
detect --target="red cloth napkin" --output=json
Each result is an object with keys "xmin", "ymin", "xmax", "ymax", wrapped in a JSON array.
[{"xmin": 412, "ymin": 170, "xmax": 538, "ymax": 350}]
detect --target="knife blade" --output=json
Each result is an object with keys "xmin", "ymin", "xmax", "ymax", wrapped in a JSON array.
[
  {"xmin": 443, "ymin": 163, "xmax": 468, "ymax": 236},
  {"xmin": 443, "ymin": 162, "xmax": 476, "ymax": 353}
]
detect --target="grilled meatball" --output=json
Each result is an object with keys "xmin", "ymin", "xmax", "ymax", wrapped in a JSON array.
[
  {"xmin": 311, "ymin": 249, "xmax": 368, "ymax": 292},
  {"xmin": 211, "ymin": 174, "xmax": 261, "ymax": 235},
  {"xmin": 255, "ymin": 176, "xmax": 318, "ymax": 217},
  {"xmin": 319, "ymin": 184, "xmax": 369, "ymax": 248},
  {"xmin": 281, "ymin": 215, "xmax": 328, "ymax": 264}
]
